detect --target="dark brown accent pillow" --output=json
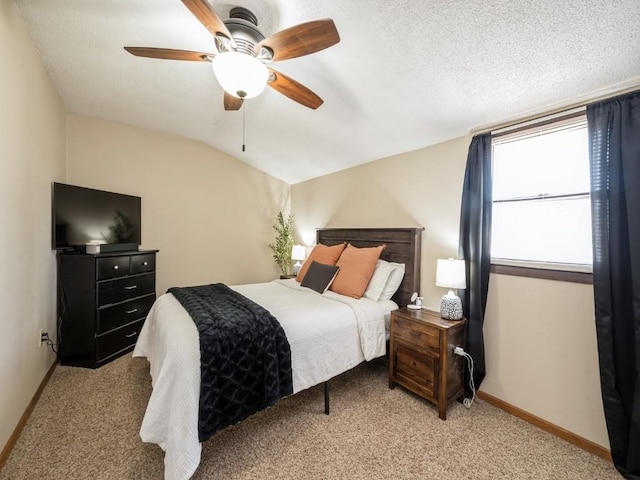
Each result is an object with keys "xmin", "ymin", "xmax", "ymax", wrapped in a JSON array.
[
  {"xmin": 296, "ymin": 242, "xmax": 346, "ymax": 282},
  {"xmin": 300, "ymin": 261, "xmax": 340, "ymax": 294}
]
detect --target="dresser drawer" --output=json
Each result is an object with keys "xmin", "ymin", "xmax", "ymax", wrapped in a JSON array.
[
  {"xmin": 96, "ymin": 319, "xmax": 144, "ymax": 364},
  {"xmin": 97, "ymin": 294, "xmax": 155, "ymax": 334},
  {"xmin": 394, "ymin": 342, "xmax": 438, "ymax": 400},
  {"xmin": 97, "ymin": 256, "xmax": 131, "ymax": 280},
  {"xmin": 393, "ymin": 316, "xmax": 440, "ymax": 350},
  {"xmin": 97, "ymin": 273, "xmax": 155, "ymax": 307},
  {"xmin": 131, "ymin": 254, "xmax": 155, "ymax": 274}
]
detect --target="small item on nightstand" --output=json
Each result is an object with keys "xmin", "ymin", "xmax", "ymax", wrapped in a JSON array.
[{"xmin": 407, "ymin": 291, "xmax": 423, "ymax": 310}]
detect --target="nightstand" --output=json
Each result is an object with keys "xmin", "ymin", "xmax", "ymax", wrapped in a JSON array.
[
  {"xmin": 389, "ymin": 308, "xmax": 466, "ymax": 419},
  {"xmin": 279, "ymin": 274, "xmax": 297, "ymax": 279}
]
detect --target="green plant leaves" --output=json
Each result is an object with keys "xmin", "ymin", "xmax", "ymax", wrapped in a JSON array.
[{"xmin": 268, "ymin": 212, "xmax": 294, "ymax": 276}]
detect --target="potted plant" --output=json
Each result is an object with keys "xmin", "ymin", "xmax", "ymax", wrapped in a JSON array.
[{"xmin": 268, "ymin": 212, "xmax": 294, "ymax": 276}]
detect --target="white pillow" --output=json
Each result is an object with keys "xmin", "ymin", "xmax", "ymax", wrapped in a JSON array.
[
  {"xmin": 378, "ymin": 261, "xmax": 405, "ymax": 301},
  {"xmin": 363, "ymin": 260, "xmax": 396, "ymax": 302},
  {"xmin": 363, "ymin": 260, "xmax": 406, "ymax": 302}
]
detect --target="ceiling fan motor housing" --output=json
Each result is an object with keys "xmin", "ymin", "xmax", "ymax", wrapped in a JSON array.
[{"xmin": 221, "ymin": 7, "xmax": 265, "ymax": 57}]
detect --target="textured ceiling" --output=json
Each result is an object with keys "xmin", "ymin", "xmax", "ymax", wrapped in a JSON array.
[{"xmin": 14, "ymin": 0, "xmax": 640, "ymax": 184}]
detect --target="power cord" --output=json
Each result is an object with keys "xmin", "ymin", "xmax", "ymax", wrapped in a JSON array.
[
  {"xmin": 42, "ymin": 282, "xmax": 67, "ymax": 354},
  {"xmin": 454, "ymin": 346, "xmax": 476, "ymax": 409},
  {"xmin": 41, "ymin": 332, "xmax": 59, "ymax": 354}
]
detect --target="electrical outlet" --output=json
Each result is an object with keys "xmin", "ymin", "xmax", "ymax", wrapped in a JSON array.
[{"xmin": 39, "ymin": 330, "xmax": 48, "ymax": 347}]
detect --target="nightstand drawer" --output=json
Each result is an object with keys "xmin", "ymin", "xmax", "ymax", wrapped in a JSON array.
[
  {"xmin": 393, "ymin": 316, "xmax": 439, "ymax": 350},
  {"xmin": 96, "ymin": 319, "xmax": 144, "ymax": 363},
  {"xmin": 97, "ymin": 294, "xmax": 155, "ymax": 334},
  {"xmin": 394, "ymin": 342, "xmax": 438, "ymax": 399}
]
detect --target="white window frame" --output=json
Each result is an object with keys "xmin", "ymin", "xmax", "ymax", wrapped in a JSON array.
[{"xmin": 490, "ymin": 109, "xmax": 593, "ymax": 278}]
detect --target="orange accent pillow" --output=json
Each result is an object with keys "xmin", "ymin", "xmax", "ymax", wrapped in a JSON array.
[
  {"xmin": 329, "ymin": 243, "xmax": 385, "ymax": 299},
  {"xmin": 296, "ymin": 242, "xmax": 346, "ymax": 282}
]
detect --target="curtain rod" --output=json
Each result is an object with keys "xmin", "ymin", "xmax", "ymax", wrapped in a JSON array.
[{"xmin": 470, "ymin": 81, "xmax": 640, "ymax": 136}]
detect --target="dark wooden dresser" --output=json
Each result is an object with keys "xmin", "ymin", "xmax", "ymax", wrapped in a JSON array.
[
  {"xmin": 57, "ymin": 250, "xmax": 158, "ymax": 368},
  {"xmin": 389, "ymin": 308, "xmax": 466, "ymax": 419}
]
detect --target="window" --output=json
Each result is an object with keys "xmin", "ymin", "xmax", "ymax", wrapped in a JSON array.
[{"xmin": 491, "ymin": 112, "xmax": 592, "ymax": 272}]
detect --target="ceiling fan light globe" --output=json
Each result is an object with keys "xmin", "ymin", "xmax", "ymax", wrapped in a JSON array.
[{"xmin": 211, "ymin": 52, "xmax": 268, "ymax": 99}]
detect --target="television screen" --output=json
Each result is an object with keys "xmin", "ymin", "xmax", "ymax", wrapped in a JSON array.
[{"xmin": 53, "ymin": 183, "xmax": 141, "ymax": 250}]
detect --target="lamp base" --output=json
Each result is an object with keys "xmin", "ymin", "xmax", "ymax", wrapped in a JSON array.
[
  {"xmin": 292, "ymin": 261, "xmax": 302, "ymax": 276},
  {"xmin": 440, "ymin": 292, "xmax": 463, "ymax": 320}
]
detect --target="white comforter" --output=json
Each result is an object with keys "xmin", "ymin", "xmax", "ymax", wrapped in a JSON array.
[{"xmin": 132, "ymin": 279, "xmax": 391, "ymax": 480}]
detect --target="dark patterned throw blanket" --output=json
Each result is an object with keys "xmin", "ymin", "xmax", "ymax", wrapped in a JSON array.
[{"xmin": 168, "ymin": 283, "xmax": 293, "ymax": 442}]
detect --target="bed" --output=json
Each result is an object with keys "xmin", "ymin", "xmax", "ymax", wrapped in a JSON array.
[{"xmin": 133, "ymin": 228, "xmax": 423, "ymax": 480}]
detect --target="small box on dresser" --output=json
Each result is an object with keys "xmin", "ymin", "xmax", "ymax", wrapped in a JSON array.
[
  {"xmin": 57, "ymin": 250, "xmax": 158, "ymax": 368},
  {"xmin": 389, "ymin": 307, "xmax": 466, "ymax": 419}
]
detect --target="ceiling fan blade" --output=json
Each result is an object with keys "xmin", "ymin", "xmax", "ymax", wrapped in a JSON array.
[
  {"xmin": 268, "ymin": 68, "xmax": 323, "ymax": 109},
  {"xmin": 124, "ymin": 47, "xmax": 213, "ymax": 62},
  {"xmin": 224, "ymin": 93, "xmax": 243, "ymax": 111},
  {"xmin": 181, "ymin": 0, "xmax": 235, "ymax": 45},
  {"xmin": 256, "ymin": 19, "xmax": 340, "ymax": 62}
]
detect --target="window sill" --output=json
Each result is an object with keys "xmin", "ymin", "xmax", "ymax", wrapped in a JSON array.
[{"xmin": 490, "ymin": 263, "xmax": 593, "ymax": 284}]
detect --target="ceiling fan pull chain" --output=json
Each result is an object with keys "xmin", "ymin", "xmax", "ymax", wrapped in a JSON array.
[{"xmin": 242, "ymin": 102, "xmax": 246, "ymax": 152}]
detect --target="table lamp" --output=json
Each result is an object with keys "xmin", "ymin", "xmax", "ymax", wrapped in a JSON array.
[
  {"xmin": 291, "ymin": 244, "xmax": 306, "ymax": 275},
  {"xmin": 435, "ymin": 258, "xmax": 466, "ymax": 320}
]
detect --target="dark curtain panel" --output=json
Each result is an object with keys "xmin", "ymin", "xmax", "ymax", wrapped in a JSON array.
[
  {"xmin": 458, "ymin": 133, "xmax": 492, "ymax": 393},
  {"xmin": 587, "ymin": 90, "xmax": 640, "ymax": 479}
]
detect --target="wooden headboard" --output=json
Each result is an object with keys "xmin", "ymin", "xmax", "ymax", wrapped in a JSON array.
[{"xmin": 316, "ymin": 228, "xmax": 423, "ymax": 308}]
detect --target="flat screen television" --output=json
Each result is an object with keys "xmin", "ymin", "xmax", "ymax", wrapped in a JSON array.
[{"xmin": 52, "ymin": 182, "xmax": 142, "ymax": 252}]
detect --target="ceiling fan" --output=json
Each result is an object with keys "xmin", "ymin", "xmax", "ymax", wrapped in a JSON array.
[{"xmin": 124, "ymin": 0, "xmax": 340, "ymax": 111}]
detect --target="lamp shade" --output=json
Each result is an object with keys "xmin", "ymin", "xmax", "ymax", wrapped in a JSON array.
[
  {"xmin": 211, "ymin": 52, "xmax": 268, "ymax": 99},
  {"xmin": 435, "ymin": 258, "xmax": 466, "ymax": 289},
  {"xmin": 291, "ymin": 244, "xmax": 306, "ymax": 261}
]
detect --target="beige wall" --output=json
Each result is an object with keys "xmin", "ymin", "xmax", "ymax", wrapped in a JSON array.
[
  {"xmin": 66, "ymin": 115, "xmax": 290, "ymax": 294},
  {"xmin": 292, "ymin": 136, "xmax": 471, "ymax": 299},
  {"xmin": 0, "ymin": 1, "xmax": 66, "ymax": 452},
  {"xmin": 291, "ymin": 136, "xmax": 609, "ymax": 448},
  {"xmin": 483, "ymin": 274, "xmax": 606, "ymax": 445}
]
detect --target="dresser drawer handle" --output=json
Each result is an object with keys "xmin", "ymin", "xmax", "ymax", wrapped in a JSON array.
[
  {"xmin": 125, "ymin": 331, "xmax": 138, "ymax": 338},
  {"xmin": 113, "ymin": 265, "xmax": 119, "ymax": 270},
  {"xmin": 124, "ymin": 285, "xmax": 138, "ymax": 290},
  {"xmin": 125, "ymin": 308, "xmax": 138, "ymax": 314},
  {"xmin": 409, "ymin": 331, "xmax": 421, "ymax": 338},
  {"xmin": 143, "ymin": 261, "xmax": 148, "ymax": 266}
]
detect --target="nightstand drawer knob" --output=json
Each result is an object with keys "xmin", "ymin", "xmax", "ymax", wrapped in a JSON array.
[
  {"xmin": 125, "ymin": 308, "xmax": 138, "ymax": 314},
  {"xmin": 143, "ymin": 261, "xmax": 148, "ymax": 266},
  {"xmin": 113, "ymin": 265, "xmax": 119, "ymax": 270},
  {"xmin": 125, "ymin": 331, "xmax": 137, "ymax": 338}
]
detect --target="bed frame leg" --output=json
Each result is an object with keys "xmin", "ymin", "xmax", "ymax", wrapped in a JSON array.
[{"xmin": 324, "ymin": 381, "xmax": 330, "ymax": 415}]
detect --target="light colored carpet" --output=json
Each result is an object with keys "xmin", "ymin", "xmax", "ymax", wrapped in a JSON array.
[{"xmin": 1, "ymin": 355, "xmax": 619, "ymax": 479}]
